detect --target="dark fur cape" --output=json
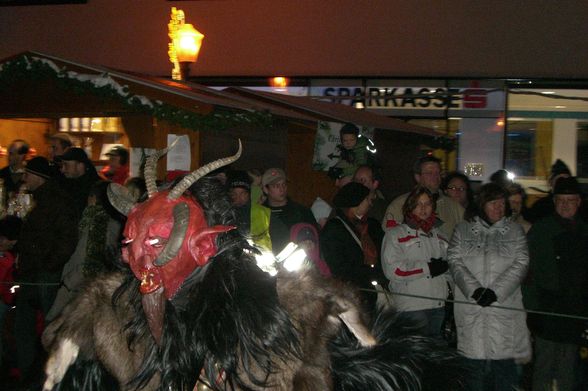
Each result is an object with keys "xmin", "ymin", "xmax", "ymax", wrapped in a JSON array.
[{"xmin": 42, "ymin": 178, "xmax": 465, "ymax": 391}]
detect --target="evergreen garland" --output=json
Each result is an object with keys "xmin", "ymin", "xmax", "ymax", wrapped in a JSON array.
[{"xmin": 0, "ymin": 55, "xmax": 274, "ymax": 131}]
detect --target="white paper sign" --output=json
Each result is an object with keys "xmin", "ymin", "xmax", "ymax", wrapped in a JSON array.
[{"xmin": 166, "ymin": 134, "xmax": 191, "ymax": 171}]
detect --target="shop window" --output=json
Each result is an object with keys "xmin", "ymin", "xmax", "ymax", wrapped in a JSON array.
[
  {"xmin": 578, "ymin": 123, "xmax": 588, "ymax": 178},
  {"xmin": 504, "ymin": 120, "xmax": 553, "ymax": 178}
]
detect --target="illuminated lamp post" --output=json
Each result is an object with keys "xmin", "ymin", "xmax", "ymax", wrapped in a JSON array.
[{"xmin": 168, "ymin": 7, "xmax": 204, "ymax": 81}]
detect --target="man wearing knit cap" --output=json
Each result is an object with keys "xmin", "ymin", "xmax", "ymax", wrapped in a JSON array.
[
  {"xmin": 527, "ymin": 159, "xmax": 572, "ymax": 223},
  {"xmin": 261, "ymin": 168, "xmax": 316, "ymax": 254},
  {"xmin": 14, "ymin": 157, "xmax": 78, "ymax": 385},
  {"xmin": 524, "ymin": 176, "xmax": 588, "ymax": 391}
]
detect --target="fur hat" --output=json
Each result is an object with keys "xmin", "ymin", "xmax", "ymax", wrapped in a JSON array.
[
  {"xmin": 333, "ymin": 182, "xmax": 370, "ymax": 208},
  {"xmin": 25, "ymin": 156, "xmax": 52, "ymax": 179},
  {"xmin": 550, "ymin": 159, "xmax": 571, "ymax": 179},
  {"xmin": 553, "ymin": 176, "xmax": 581, "ymax": 195}
]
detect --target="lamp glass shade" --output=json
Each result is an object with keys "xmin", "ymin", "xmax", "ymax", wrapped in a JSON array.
[{"xmin": 176, "ymin": 24, "xmax": 204, "ymax": 63}]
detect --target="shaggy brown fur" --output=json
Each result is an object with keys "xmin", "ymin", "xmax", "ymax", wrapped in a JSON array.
[{"xmin": 42, "ymin": 266, "xmax": 371, "ymax": 391}]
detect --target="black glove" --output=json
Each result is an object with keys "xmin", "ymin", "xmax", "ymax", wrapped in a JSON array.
[
  {"xmin": 471, "ymin": 287, "xmax": 485, "ymax": 302},
  {"xmin": 428, "ymin": 257, "xmax": 449, "ymax": 277},
  {"xmin": 472, "ymin": 288, "xmax": 497, "ymax": 307}
]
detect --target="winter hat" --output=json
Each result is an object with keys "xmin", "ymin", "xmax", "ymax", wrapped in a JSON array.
[
  {"xmin": 333, "ymin": 182, "xmax": 370, "ymax": 208},
  {"xmin": 227, "ymin": 170, "xmax": 251, "ymax": 191},
  {"xmin": 106, "ymin": 145, "xmax": 129, "ymax": 162},
  {"xmin": 553, "ymin": 176, "xmax": 581, "ymax": 195},
  {"xmin": 550, "ymin": 159, "xmax": 572, "ymax": 179},
  {"xmin": 61, "ymin": 147, "xmax": 91, "ymax": 164},
  {"xmin": 311, "ymin": 197, "xmax": 332, "ymax": 222},
  {"xmin": 25, "ymin": 156, "xmax": 52, "ymax": 179},
  {"xmin": 262, "ymin": 168, "xmax": 286, "ymax": 187},
  {"xmin": 339, "ymin": 123, "xmax": 359, "ymax": 137}
]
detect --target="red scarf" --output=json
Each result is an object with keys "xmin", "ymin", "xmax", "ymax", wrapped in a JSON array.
[
  {"xmin": 354, "ymin": 217, "xmax": 378, "ymax": 266},
  {"xmin": 405, "ymin": 213, "xmax": 437, "ymax": 233}
]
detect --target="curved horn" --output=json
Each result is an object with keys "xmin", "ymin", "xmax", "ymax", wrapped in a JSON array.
[
  {"xmin": 168, "ymin": 139, "xmax": 242, "ymax": 200},
  {"xmin": 144, "ymin": 148, "xmax": 167, "ymax": 199},
  {"xmin": 107, "ymin": 183, "xmax": 137, "ymax": 216},
  {"xmin": 153, "ymin": 202, "xmax": 190, "ymax": 266},
  {"xmin": 144, "ymin": 138, "xmax": 181, "ymax": 198}
]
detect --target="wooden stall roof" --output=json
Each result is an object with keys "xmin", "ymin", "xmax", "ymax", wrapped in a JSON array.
[
  {"xmin": 0, "ymin": 51, "xmax": 435, "ymax": 137},
  {"xmin": 225, "ymin": 87, "xmax": 438, "ymax": 137}
]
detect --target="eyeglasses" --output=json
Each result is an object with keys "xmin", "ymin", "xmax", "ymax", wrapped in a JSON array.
[{"xmin": 447, "ymin": 186, "xmax": 466, "ymax": 192}]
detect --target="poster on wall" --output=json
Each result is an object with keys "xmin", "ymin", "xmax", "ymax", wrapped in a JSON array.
[
  {"xmin": 167, "ymin": 134, "xmax": 191, "ymax": 171},
  {"xmin": 312, "ymin": 121, "xmax": 374, "ymax": 172}
]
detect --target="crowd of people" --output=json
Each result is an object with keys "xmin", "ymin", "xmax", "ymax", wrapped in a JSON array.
[
  {"xmin": 0, "ymin": 126, "xmax": 587, "ymax": 391},
  {"xmin": 0, "ymin": 135, "xmax": 133, "ymax": 389}
]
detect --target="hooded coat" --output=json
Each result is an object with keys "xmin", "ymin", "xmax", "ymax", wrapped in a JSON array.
[{"xmin": 448, "ymin": 217, "xmax": 530, "ymax": 360}]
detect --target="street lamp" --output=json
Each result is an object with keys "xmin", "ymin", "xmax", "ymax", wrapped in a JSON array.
[{"xmin": 168, "ymin": 8, "xmax": 204, "ymax": 81}]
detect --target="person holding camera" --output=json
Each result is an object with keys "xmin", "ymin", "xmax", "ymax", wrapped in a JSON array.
[{"xmin": 0, "ymin": 139, "xmax": 30, "ymax": 197}]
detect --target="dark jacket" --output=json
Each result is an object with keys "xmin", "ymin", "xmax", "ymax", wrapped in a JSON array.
[
  {"xmin": 61, "ymin": 169, "xmax": 101, "ymax": 217},
  {"xmin": 320, "ymin": 210, "xmax": 385, "ymax": 313},
  {"xmin": 523, "ymin": 214, "xmax": 588, "ymax": 343},
  {"xmin": 0, "ymin": 165, "xmax": 23, "ymax": 196},
  {"xmin": 17, "ymin": 180, "xmax": 79, "ymax": 279},
  {"xmin": 263, "ymin": 199, "xmax": 316, "ymax": 253}
]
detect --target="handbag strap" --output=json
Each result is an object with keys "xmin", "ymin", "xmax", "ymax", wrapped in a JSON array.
[{"xmin": 335, "ymin": 216, "xmax": 362, "ymax": 248}]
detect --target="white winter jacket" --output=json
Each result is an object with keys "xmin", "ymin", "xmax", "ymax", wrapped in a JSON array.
[
  {"xmin": 381, "ymin": 224, "xmax": 449, "ymax": 312},
  {"xmin": 448, "ymin": 217, "xmax": 531, "ymax": 360}
]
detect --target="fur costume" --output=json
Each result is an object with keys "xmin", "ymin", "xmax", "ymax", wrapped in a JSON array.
[{"xmin": 42, "ymin": 143, "xmax": 465, "ymax": 391}]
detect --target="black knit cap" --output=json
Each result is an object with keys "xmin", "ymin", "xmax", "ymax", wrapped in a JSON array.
[
  {"xmin": 25, "ymin": 156, "xmax": 52, "ymax": 179},
  {"xmin": 550, "ymin": 159, "xmax": 571, "ymax": 179},
  {"xmin": 553, "ymin": 176, "xmax": 581, "ymax": 195},
  {"xmin": 61, "ymin": 147, "xmax": 91, "ymax": 163},
  {"xmin": 227, "ymin": 170, "xmax": 251, "ymax": 191},
  {"xmin": 333, "ymin": 182, "xmax": 370, "ymax": 208},
  {"xmin": 339, "ymin": 123, "xmax": 359, "ymax": 137}
]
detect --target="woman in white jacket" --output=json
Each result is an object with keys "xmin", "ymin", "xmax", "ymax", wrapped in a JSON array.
[
  {"xmin": 448, "ymin": 183, "xmax": 530, "ymax": 391},
  {"xmin": 381, "ymin": 186, "xmax": 450, "ymax": 338}
]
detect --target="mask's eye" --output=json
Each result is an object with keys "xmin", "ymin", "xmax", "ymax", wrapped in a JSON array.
[
  {"xmin": 122, "ymin": 238, "xmax": 133, "ymax": 247},
  {"xmin": 148, "ymin": 237, "xmax": 166, "ymax": 248}
]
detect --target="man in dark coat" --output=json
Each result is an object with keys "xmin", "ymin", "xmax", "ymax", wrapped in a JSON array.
[
  {"xmin": 320, "ymin": 182, "xmax": 385, "ymax": 315},
  {"xmin": 59, "ymin": 147, "xmax": 102, "ymax": 217},
  {"xmin": 261, "ymin": 168, "xmax": 315, "ymax": 253},
  {"xmin": 523, "ymin": 176, "xmax": 588, "ymax": 391},
  {"xmin": 13, "ymin": 157, "xmax": 78, "ymax": 384}
]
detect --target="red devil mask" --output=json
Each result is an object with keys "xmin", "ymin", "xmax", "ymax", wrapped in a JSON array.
[{"xmin": 108, "ymin": 141, "xmax": 241, "ymax": 344}]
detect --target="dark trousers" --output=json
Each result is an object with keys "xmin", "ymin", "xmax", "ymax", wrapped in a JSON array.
[
  {"xmin": 533, "ymin": 336, "xmax": 579, "ymax": 391},
  {"xmin": 396, "ymin": 307, "xmax": 446, "ymax": 340},
  {"xmin": 14, "ymin": 273, "xmax": 60, "ymax": 375},
  {"xmin": 464, "ymin": 358, "xmax": 519, "ymax": 391}
]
